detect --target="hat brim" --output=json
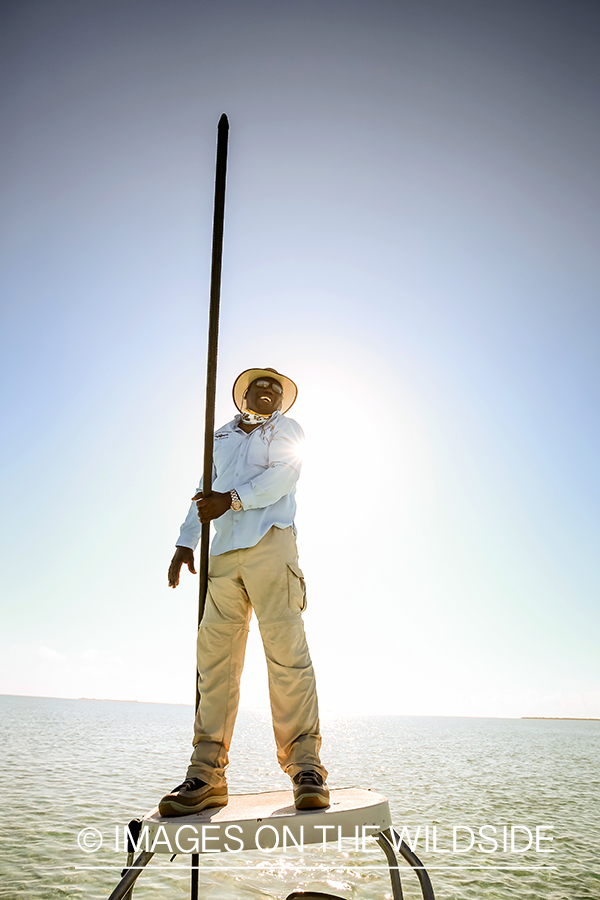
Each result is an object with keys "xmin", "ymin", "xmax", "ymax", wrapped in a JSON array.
[{"xmin": 232, "ymin": 368, "xmax": 298, "ymax": 415}]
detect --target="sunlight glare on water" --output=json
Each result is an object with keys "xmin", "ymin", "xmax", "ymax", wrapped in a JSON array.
[{"xmin": 1, "ymin": 695, "xmax": 598, "ymax": 899}]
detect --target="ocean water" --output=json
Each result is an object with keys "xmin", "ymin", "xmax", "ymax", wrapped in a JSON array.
[{"xmin": 1, "ymin": 694, "xmax": 598, "ymax": 900}]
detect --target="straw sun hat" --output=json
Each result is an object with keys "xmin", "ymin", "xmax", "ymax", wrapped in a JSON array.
[{"xmin": 232, "ymin": 367, "xmax": 298, "ymax": 415}]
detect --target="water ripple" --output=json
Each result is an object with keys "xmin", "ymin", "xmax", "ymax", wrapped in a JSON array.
[{"xmin": 1, "ymin": 696, "xmax": 598, "ymax": 899}]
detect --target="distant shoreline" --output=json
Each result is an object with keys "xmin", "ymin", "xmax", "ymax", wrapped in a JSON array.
[
  {"xmin": 522, "ymin": 716, "xmax": 600, "ymax": 721},
  {"xmin": 2, "ymin": 696, "xmax": 598, "ymax": 719}
]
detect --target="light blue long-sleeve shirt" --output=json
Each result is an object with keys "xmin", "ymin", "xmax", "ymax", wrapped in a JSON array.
[{"xmin": 176, "ymin": 411, "xmax": 304, "ymax": 556}]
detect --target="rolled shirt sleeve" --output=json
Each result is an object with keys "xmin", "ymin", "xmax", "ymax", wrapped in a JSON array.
[
  {"xmin": 235, "ymin": 418, "xmax": 303, "ymax": 510},
  {"xmin": 176, "ymin": 495, "xmax": 202, "ymax": 551},
  {"xmin": 175, "ymin": 412, "xmax": 304, "ymax": 556}
]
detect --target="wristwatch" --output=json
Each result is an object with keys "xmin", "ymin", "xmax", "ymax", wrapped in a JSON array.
[{"xmin": 230, "ymin": 489, "xmax": 243, "ymax": 511}]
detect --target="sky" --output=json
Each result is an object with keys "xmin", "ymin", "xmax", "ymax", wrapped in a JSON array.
[{"xmin": 1, "ymin": 0, "xmax": 599, "ymax": 718}]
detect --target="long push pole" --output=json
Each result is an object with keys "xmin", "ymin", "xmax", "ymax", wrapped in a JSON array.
[{"xmin": 191, "ymin": 113, "xmax": 229, "ymax": 900}]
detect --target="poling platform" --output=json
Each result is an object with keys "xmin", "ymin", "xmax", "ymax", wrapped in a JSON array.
[
  {"xmin": 108, "ymin": 788, "xmax": 435, "ymax": 900},
  {"xmin": 144, "ymin": 787, "xmax": 390, "ymax": 853}
]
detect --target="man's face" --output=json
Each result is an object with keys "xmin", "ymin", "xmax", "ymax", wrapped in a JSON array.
[{"xmin": 244, "ymin": 377, "xmax": 284, "ymax": 415}]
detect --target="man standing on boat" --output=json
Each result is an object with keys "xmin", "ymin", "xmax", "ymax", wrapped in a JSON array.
[{"xmin": 159, "ymin": 367, "xmax": 329, "ymax": 816}]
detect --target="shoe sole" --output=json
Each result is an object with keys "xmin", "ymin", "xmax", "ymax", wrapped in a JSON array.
[
  {"xmin": 294, "ymin": 792, "xmax": 330, "ymax": 810},
  {"xmin": 159, "ymin": 792, "xmax": 228, "ymax": 817}
]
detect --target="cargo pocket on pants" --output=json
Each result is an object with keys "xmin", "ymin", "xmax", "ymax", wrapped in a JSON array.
[{"xmin": 287, "ymin": 561, "xmax": 307, "ymax": 613}]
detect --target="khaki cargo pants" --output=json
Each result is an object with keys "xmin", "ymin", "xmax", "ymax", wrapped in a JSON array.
[{"xmin": 186, "ymin": 525, "xmax": 326, "ymax": 786}]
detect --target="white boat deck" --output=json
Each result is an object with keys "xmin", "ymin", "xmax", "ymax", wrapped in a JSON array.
[{"xmin": 141, "ymin": 787, "xmax": 392, "ymax": 855}]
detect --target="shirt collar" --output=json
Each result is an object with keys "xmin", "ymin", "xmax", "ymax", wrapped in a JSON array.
[{"xmin": 233, "ymin": 409, "xmax": 281, "ymax": 431}]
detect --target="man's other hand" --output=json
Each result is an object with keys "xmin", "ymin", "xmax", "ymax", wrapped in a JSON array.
[
  {"xmin": 168, "ymin": 546, "xmax": 197, "ymax": 588},
  {"xmin": 193, "ymin": 491, "xmax": 232, "ymax": 523}
]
